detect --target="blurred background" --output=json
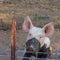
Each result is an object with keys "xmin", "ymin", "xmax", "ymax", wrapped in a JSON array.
[{"xmin": 0, "ymin": 0, "xmax": 60, "ymax": 59}]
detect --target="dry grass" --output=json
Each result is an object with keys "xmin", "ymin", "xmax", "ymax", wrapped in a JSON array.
[{"xmin": 0, "ymin": 0, "xmax": 60, "ymax": 29}]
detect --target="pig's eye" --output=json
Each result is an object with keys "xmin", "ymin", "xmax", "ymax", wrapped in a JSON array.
[
  {"xmin": 40, "ymin": 37, "xmax": 42, "ymax": 38},
  {"xmin": 39, "ymin": 36, "xmax": 43, "ymax": 39},
  {"xmin": 29, "ymin": 34, "xmax": 32, "ymax": 36}
]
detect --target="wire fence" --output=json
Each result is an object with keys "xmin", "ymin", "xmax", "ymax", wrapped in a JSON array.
[{"xmin": 0, "ymin": 47, "xmax": 60, "ymax": 60}]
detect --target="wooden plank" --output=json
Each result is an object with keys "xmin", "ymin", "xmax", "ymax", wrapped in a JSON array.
[{"xmin": 11, "ymin": 21, "xmax": 16, "ymax": 60}]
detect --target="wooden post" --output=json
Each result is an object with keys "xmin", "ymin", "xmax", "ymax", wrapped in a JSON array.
[{"xmin": 11, "ymin": 21, "xmax": 16, "ymax": 60}]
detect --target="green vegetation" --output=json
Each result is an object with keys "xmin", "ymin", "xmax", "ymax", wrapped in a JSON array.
[{"xmin": 34, "ymin": 13, "xmax": 49, "ymax": 20}]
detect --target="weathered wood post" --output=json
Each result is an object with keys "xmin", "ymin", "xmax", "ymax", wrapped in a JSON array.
[{"xmin": 11, "ymin": 21, "xmax": 16, "ymax": 60}]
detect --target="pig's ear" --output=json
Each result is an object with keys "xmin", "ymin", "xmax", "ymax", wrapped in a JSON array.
[
  {"xmin": 22, "ymin": 16, "xmax": 33, "ymax": 32},
  {"xmin": 43, "ymin": 22, "xmax": 54, "ymax": 37}
]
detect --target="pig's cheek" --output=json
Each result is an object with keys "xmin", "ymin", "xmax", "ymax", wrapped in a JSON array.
[{"xmin": 35, "ymin": 36, "xmax": 40, "ymax": 41}]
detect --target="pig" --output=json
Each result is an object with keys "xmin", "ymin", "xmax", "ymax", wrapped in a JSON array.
[{"xmin": 22, "ymin": 16, "xmax": 54, "ymax": 60}]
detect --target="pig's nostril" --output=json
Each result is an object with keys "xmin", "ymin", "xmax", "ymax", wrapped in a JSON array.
[{"xmin": 30, "ymin": 45, "xmax": 34, "ymax": 48}]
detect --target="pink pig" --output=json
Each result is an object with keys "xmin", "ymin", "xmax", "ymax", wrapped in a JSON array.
[{"xmin": 22, "ymin": 16, "xmax": 54, "ymax": 60}]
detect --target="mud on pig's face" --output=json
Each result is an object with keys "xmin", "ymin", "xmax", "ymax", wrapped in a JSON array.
[{"xmin": 26, "ymin": 38, "xmax": 40, "ymax": 52}]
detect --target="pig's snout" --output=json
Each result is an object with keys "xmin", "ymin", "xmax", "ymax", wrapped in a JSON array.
[{"xmin": 26, "ymin": 38, "xmax": 40, "ymax": 52}]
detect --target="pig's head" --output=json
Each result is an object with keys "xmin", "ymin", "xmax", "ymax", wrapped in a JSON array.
[{"xmin": 22, "ymin": 16, "xmax": 54, "ymax": 52}]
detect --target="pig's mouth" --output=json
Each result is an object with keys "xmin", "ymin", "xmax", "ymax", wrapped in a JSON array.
[{"xmin": 27, "ymin": 47, "xmax": 35, "ymax": 52}]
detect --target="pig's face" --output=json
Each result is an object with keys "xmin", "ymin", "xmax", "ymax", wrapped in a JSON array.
[{"xmin": 22, "ymin": 16, "xmax": 54, "ymax": 52}]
